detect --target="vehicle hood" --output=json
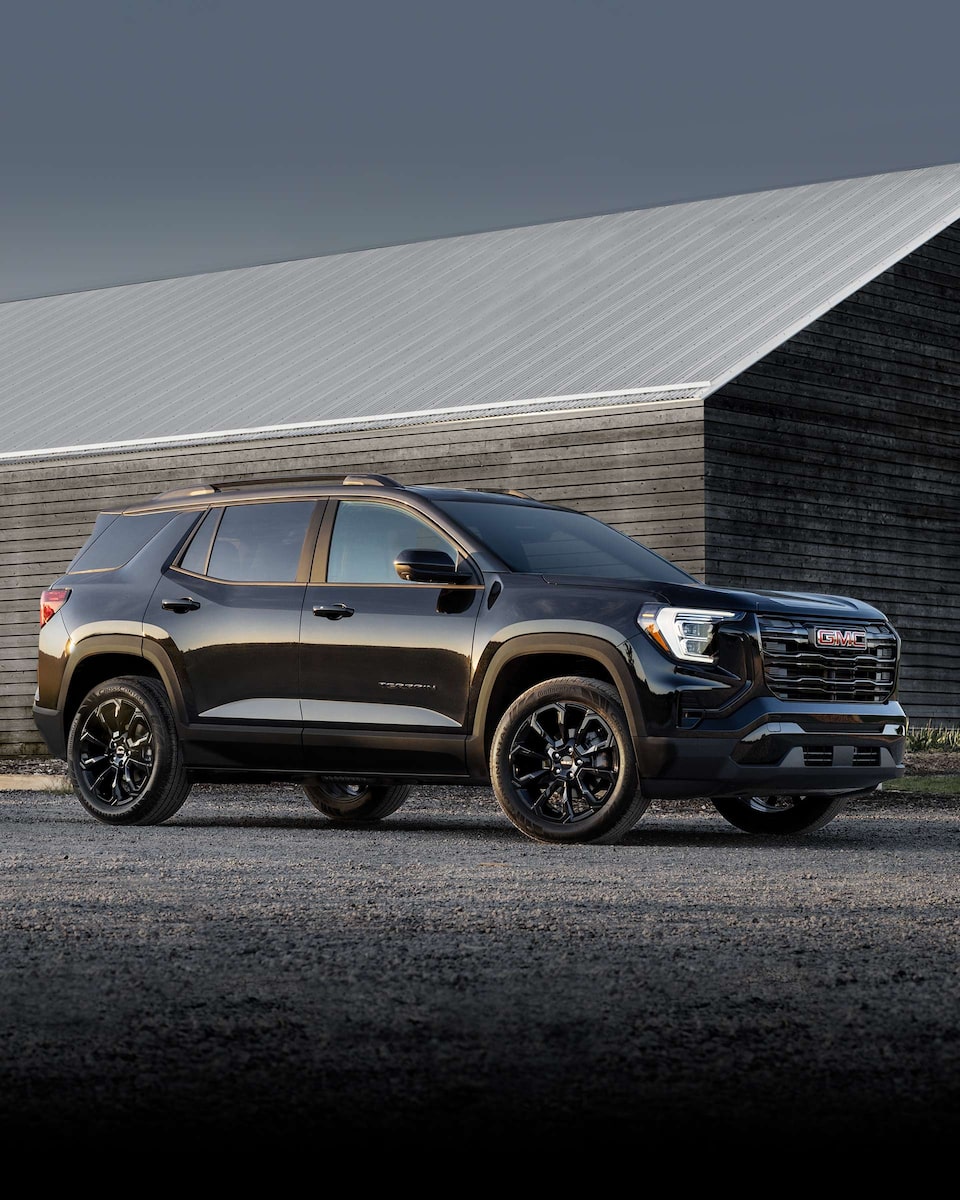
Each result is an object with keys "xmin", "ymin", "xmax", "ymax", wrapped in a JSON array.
[{"xmin": 538, "ymin": 575, "xmax": 890, "ymax": 622}]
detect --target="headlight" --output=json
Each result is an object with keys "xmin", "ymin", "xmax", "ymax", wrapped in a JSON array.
[{"xmin": 639, "ymin": 606, "xmax": 737, "ymax": 664}]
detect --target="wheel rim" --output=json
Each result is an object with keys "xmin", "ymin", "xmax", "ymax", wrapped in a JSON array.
[
  {"xmin": 321, "ymin": 782, "xmax": 366, "ymax": 800},
  {"xmin": 745, "ymin": 795, "xmax": 799, "ymax": 813},
  {"xmin": 76, "ymin": 696, "xmax": 155, "ymax": 809},
  {"xmin": 507, "ymin": 700, "xmax": 619, "ymax": 825},
  {"xmin": 319, "ymin": 782, "xmax": 372, "ymax": 801}
]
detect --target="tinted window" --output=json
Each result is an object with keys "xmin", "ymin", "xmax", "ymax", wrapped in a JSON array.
[
  {"xmin": 327, "ymin": 501, "xmax": 459, "ymax": 583},
  {"xmin": 71, "ymin": 512, "xmax": 177, "ymax": 572},
  {"xmin": 433, "ymin": 498, "xmax": 696, "ymax": 583},
  {"xmin": 179, "ymin": 508, "xmax": 220, "ymax": 575},
  {"xmin": 206, "ymin": 502, "xmax": 315, "ymax": 582}
]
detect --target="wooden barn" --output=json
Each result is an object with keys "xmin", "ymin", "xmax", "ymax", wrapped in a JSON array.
[{"xmin": 2, "ymin": 163, "xmax": 959, "ymax": 754}]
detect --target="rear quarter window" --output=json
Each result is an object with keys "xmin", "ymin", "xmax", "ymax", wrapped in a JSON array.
[{"xmin": 70, "ymin": 512, "xmax": 177, "ymax": 572}]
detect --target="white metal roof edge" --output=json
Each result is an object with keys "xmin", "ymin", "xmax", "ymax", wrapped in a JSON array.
[
  {"xmin": 702, "ymin": 201, "xmax": 960, "ymax": 397},
  {"xmin": 0, "ymin": 382, "xmax": 710, "ymax": 464}
]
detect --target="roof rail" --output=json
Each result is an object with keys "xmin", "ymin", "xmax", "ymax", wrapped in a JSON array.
[
  {"xmin": 149, "ymin": 474, "xmax": 402, "ymax": 504},
  {"xmin": 206, "ymin": 473, "xmax": 402, "ymax": 491},
  {"xmin": 465, "ymin": 486, "xmax": 534, "ymax": 499},
  {"xmin": 150, "ymin": 485, "xmax": 218, "ymax": 502},
  {"xmin": 342, "ymin": 474, "xmax": 400, "ymax": 486}
]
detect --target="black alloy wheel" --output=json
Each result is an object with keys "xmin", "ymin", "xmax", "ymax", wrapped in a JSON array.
[
  {"xmin": 711, "ymin": 793, "xmax": 850, "ymax": 834},
  {"xmin": 67, "ymin": 676, "xmax": 192, "ymax": 825},
  {"xmin": 76, "ymin": 695, "xmax": 154, "ymax": 805},
  {"xmin": 303, "ymin": 780, "xmax": 413, "ymax": 823},
  {"xmin": 490, "ymin": 676, "xmax": 648, "ymax": 844}
]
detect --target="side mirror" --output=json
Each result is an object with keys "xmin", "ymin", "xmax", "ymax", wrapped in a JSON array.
[{"xmin": 394, "ymin": 549, "xmax": 473, "ymax": 584}]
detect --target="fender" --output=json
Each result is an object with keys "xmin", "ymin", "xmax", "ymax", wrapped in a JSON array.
[
  {"xmin": 55, "ymin": 632, "xmax": 190, "ymax": 731},
  {"xmin": 465, "ymin": 632, "xmax": 646, "ymax": 777}
]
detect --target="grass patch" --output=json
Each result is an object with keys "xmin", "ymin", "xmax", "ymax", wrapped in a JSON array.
[
  {"xmin": 887, "ymin": 775, "xmax": 960, "ymax": 795},
  {"xmin": 907, "ymin": 724, "xmax": 960, "ymax": 752}
]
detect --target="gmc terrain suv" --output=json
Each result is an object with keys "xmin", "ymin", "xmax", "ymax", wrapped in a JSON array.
[{"xmin": 34, "ymin": 473, "xmax": 906, "ymax": 844}]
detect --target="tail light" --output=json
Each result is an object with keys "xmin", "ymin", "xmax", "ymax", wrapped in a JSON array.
[{"xmin": 40, "ymin": 588, "xmax": 71, "ymax": 628}]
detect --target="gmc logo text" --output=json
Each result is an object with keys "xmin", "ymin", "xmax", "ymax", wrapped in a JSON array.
[{"xmin": 815, "ymin": 628, "xmax": 867, "ymax": 649}]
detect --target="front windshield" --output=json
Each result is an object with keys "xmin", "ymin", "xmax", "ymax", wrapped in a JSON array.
[{"xmin": 433, "ymin": 498, "xmax": 696, "ymax": 583}]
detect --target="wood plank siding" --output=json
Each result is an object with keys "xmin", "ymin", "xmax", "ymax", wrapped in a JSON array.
[
  {"xmin": 705, "ymin": 220, "xmax": 960, "ymax": 724},
  {"xmin": 0, "ymin": 398, "xmax": 705, "ymax": 755}
]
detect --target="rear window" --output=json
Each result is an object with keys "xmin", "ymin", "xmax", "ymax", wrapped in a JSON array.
[{"xmin": 70, "ymin": 512, "xmax": 177, "ymax": 572}]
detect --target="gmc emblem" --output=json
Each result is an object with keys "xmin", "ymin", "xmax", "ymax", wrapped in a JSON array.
[{"xmin": 815, "ymin": 628, "xmax": 867, "ymax": 649}]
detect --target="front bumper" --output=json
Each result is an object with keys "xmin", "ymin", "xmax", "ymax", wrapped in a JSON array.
[{"xmin": 636, "ymin": 698, "xmax": 906, "ymax": 799}]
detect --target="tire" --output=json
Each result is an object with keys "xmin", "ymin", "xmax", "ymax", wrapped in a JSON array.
[
  {"xmin": 489, "ymin": 676, "xmax": 649, "ymax": 845},
  {"xmin": 303, "ymin": 780, "xmax": 412, "ymax": 823},
  {"xmin": 711, "ymin": 793, "xmax": 849, "ymax": 835},
  {"xmin": 66, "ymin": 676, "xmax": 192, "ymax": 826}
]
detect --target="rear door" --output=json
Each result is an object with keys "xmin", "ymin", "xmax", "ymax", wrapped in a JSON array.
[{"xmin": 144, "ymin": 498, "xmax": 322, "ymax": 768}]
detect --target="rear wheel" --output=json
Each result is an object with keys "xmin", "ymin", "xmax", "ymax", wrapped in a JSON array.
[
  {"xmin": 67, "ymin": 676, "xmax": 192, "ymax": 826},
  {"xmin": 303, "ymin": 781, "xmax": 412, "ymax": 823},
  {"xmin": 711, "ymin": 793, "xmax": 849, "ymax": 835},
  {"xmin": 490, "ymin": 676, "xmax": 649, "ymax": 844}
]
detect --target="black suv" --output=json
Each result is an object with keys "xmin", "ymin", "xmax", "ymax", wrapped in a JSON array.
[{"xmin": 34, "ymin": 473, "xmax": 906, "ymax": 844}]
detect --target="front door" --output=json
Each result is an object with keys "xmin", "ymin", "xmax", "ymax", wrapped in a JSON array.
[{"xmin": 299, "ymin": 499, "xmax": 482, "ymax": 777}]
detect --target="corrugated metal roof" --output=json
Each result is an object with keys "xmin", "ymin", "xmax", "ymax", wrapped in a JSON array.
[{"xmin": 3, "ymin": 163, "xmax": 960, "ymax": 459}]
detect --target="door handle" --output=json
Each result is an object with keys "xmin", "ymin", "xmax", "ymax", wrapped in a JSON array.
[
  {"xmin": 313, "ymin": 604, "xmax": 355, "ymax": 619},
  {"xmin": 161, "ymin": 597, "xmax": 201, "ymax": 613}
]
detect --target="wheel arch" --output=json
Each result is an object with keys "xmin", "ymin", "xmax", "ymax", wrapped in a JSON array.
[
  {"xmin": 59, "ymin": 635, "xmax": 186, "ymax": 742},
  {"xmin": 467, "ymin": 634, "xmax": 645, "ymax": 776}
]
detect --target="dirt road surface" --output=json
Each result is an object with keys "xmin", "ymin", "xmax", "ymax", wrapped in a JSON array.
[{"xmin": 2, "ymin": 778, "xmax": 959, "ymax": 1157}]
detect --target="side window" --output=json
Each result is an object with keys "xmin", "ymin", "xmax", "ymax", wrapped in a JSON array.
[
  {"xmin": 327, "ymin": 501, "xmax": 459, "ymax": 584},
  {"xmin": 179, "ymin": 508, "xmax": 220, "ymax": 575},
  {"xmin": 204, "ymin": 501, "xmax": 316, "ymax": 582},
  {"xmin": 70, "ymin": 512, "xmax": 176, "ymax": 572}
]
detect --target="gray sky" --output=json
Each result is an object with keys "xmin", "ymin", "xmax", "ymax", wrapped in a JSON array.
[{"xmin": 3, "ymin": 0, "xmax": 960, "ymax": 303}]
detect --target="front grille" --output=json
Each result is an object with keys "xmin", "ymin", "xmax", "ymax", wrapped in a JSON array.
[
  {"xmin": 852, "ymin": 747, "xmax": 881, "ymax": 766},
  {"xmin": 803, "ymin": 745, "xmax": 833, "ymax": 766},
  {"xmin": 759, "ymin": 616, "xmax": 898, "ymax": 702}
]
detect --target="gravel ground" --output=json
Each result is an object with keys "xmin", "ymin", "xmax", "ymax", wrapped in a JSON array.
[
  {"xmin": 0, "ymin": 756, "xmax": 69, "ymax": 775},
  {"xmin": 2, "ymin": 761, "xmax": 960, "ymax": 1156}
]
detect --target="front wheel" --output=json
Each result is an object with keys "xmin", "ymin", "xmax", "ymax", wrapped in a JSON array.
[
  {"xmin": 711, "ymin": 793, "xmax": 849, "ymax": 835},
  {"xmin": 303, "ymin": 781, "xmax": 412, "ymax": 823},
  {"xmin": 490, "ymin": 676, "xmax": 649, "ymax": 844},
  {"xmin": 67, "ymin": 675, "xmax": 192, "ymax": 826}
]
